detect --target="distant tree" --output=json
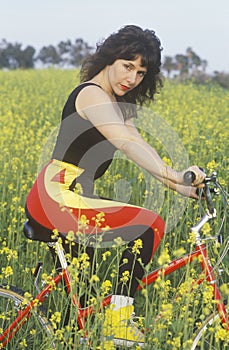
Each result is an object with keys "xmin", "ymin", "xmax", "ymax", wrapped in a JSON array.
[
  {"xmin": 201, "ymin": 59, "xmax": 208, "ymax": 72},
  {"xmin": 5, "ymin": 42, "xmax": 22, "ymax": 69},
  {"xmin": 58, "ymin": 39, "xmax": 72, "ymax": 55},
  {"xmin": 0, "ymin": 39, "xmax": 8, "ymax": 68},
  {"xmin": 37, "ymin": 38, "xmax": 93, "ymax": 67},
  {"xmin": 186, "ymin": 46, "xmax": 193, "ymax": 73},
  {"xmin": 0, "ymin": 40, "xmax": 36, "ymax": 69},
  {"xmin": 186, "ymin": 47, "xmax": 206, "ymax": 75},
  {"xmin": 18, "ymin": 45, "xmax": 36, "ymax": 68},
  {"xmin": 212, "ymin": 71, "xmax": 229, "ymax": 89},
  {"xmin": 175, "ymin": 54, "xmax": 188, "ymax": 76},
  {"xmin": 163, "ymin": 56, "xmax": 176, "ymax": 77},
  {"xmin": 36, "ymin": 45, "xmax": 61, "ymax": 66},
  {"xmin": 191, "ymin": 53, "xmax": 202, "ymax": 74},
  {"xmin": 69, "ymin": 38, "xmax": 93, "ymax": 66},
  {"xmin": 57, "ymin": 39, "xmax": 72, "ymax": 66}
]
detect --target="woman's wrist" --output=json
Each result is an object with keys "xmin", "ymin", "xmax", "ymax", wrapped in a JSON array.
[{"xmin": 162, "ymin": 165, "xmax": 182, "ymax": 184}]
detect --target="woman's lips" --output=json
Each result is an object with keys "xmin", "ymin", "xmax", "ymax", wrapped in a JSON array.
[{"xmin": 120, "ymin": 84, "xmax": 130, "ymax": 91}]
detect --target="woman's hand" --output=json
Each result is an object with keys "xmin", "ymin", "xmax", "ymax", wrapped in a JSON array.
[
  {"xmin": 175, "ymin": 185, "xmax": 201, "ymax": 199},
  {"xmin": 179, "ymin": 166, "xmax": 206, "ymax": 187}
]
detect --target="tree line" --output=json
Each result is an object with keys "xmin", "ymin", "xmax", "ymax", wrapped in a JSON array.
[
  {"xmin": 0, "ymin": 38, "xmax": 93, "ymax": 69},
  {"xmin": 0, "ymin": 37, "xmax": 206, "ymax": 74},
  {"xmin": 163, "ymin": 47, "xmax": 208, "ymax": 77},
  {"xmin": 1, "ymin": 37, "xmax": 228, "ymax": 88}
]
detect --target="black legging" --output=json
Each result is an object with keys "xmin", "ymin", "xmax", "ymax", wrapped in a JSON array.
[
  {"xmin": 117, "ymin": 228, "xmax": 154, "ymax": 297},
  {"xmin": 49, "ymin": 226, "xmax": 154, "ymax": 299}
]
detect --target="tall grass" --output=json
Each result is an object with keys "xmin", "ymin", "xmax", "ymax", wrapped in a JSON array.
[{"xmin": 0, "ymin": 69, "xmax": 228, "ymax": 349}]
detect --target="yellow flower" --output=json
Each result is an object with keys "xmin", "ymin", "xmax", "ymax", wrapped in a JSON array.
[
  {"xmin": 220, "ymin": 283, "xmax": 229, "ymax": 296},
  {"xmin": 98, "ymin": 340, "xmax": 115, "ymax": 349},
  {"xmin": 29, "ymin": 329, "xmax": 36, "ymax": 335},
  {"xmin": 50, "ymin": 311, "xmax": 61, "ymax": 329},
  {"xmin": 112, "ymin": 237, "xmax": 124, "ymax": 247},
  {"xmin": 215, "ymin": 325, "xmax": 229, "ymax": 342},
  {"xmin": 202, "ymin": 222, "xmax": 212, "ymax": 236},
  {"xmin": 54, "ymin": 329, "xmax": 64, "ymax": 341},
  {"xmin": 102, "ymin": 225, "xmax": 110, "ymax": 232},
  {"xmin": 89, "ymin": 274, "xmax": 100, "ymax": 283},
  {"xmin": 96, "ymin": 212, "xmax": 105, "ymax": 220},
  {"xmin": 120, "ymin": 270, "xmax": 130, "ymax": 283},
  {"xmin": 137, "ymin": 172, "xmax": 144, "ymax": 183},
  {"xmin": 78, "ymin": 252, "xmax": 90, "ymax": 270},
  {"xmin": 2, "ymin": 266, "xmax": 13, "ymax": 278},
  {"xmin": 102, "ymin": 251, "xmax": 111, "ymax": 261},
  {"xmin": 19, "ymin": 339, "xmax": 28, "ymax": 348},
  {"xmin": 161, "ymin": 303, "xmax": 173, "ymax": 321},
  {"xmin": 91, "ymin": 212, "xmax": 106, "ymax": 229},
  {"xmin": 66, "ymin": 230, "xmax": 75, "ymax": 241},
  {"xmin": 101, "ymin": 280, "xmax": 112, "ymax": 295},
  {"xmin": 79, "ymin": 214, "xmax": 89, "ymax": 227},
  {"xmin": 51, "ymin": 228, "xmax": 59, "ymax": 240},
  {"xmin": 73, "ymin": 182, "xmax": 83, "ymax": 194},
  {"xmin": 172, "ymin": 247, "xmax": 186, "ymax": 257},
  {"xmin": 162, "ymin": 156, "xmax": 172, "ymax": 167},
  {"xmin": 157, "ymin": 248, "xmax": 171, "ymax": 266},
  {"xmin": 207, "ymin": 160, "xmax": 219, "ymax": 173},
  {"xmin": 132, "ymin": 239, "xmax": 143, "ymax": 254}
]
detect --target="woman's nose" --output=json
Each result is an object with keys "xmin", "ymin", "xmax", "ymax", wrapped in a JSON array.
[{"xmin": 126, "ymin": 71, "xmax": 137, "ymax": 85}]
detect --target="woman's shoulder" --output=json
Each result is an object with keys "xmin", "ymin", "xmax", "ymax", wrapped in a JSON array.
[
  {"xmin": 74, "ymin": 81, "xmax": 114, "ymax": 120},
  {"xmin": 76, "ymin": 81, "xmax": 112, "ymax": 105},
  {"xmin": 76, "ymin": 81, "xmax": 103, "ymax": 92},
  {"xmin": 67, "ymin": 81, "xmax": 101, "ymax": 97}
]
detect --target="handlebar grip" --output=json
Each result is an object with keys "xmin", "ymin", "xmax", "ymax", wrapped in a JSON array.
[
  {"xmin": 184, "ymin": 170, "xmax": 215, "ymax": 213},
  {"xmin": 183, "ymin": 171, "xmax": 196, "ymax": 185}
]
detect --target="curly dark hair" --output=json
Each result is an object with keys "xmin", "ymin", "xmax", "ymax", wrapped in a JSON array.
[{"xmin": 80, "ymin": 25, "xmax": 163, "ymax": 119}]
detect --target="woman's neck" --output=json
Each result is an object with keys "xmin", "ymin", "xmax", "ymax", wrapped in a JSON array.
[{"xmin": 90, "ymin": 68, "xmax": 114, "ymax": 98}]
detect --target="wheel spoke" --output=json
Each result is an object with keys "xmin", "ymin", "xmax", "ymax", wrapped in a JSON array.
[{"xmin": 0, "ymin": 286, "xmax": 55, "ymax": 349}]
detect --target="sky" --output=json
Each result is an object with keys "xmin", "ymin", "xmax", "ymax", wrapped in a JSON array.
[{"xmin": 1, "ymin": 0, "xmax": 228, "ymax": 73}]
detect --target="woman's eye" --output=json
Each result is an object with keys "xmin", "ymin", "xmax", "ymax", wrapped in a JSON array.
[
  {"xmin": 124, "ymin": 64, "xmax": 131, "ymax": 70},
  {"xmin": 138, "ymin": 71, "xmax": 146, "ymax": 78}
]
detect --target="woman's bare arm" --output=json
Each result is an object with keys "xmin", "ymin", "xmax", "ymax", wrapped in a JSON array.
[{"xmin": 75, "ymin": 85, "xmax": 205, "ymax": 187}]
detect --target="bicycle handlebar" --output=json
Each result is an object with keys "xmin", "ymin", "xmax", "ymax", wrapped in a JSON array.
[
  {"xmin": 183, "ymin": 168, "xmax": 228, "ymax": 242},
  {"xmin": 183, "ymin": 171, "xmax": 196, "ymax": 185},
  {"xmin": 184, "ymin": 170, "xmax": 216, "ymax": 214}
]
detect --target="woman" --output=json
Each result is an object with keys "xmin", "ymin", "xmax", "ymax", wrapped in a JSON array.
[{"xmin": 25, "ymin": 25, "xmax": 205, "ymax": 347}]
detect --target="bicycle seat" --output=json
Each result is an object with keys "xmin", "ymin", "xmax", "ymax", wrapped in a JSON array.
[
  {"xmin": 23, "ymin": 220, "xmax": 36, "ymax": 240},
  {"xmin": 23, "ymin": 220, "xmax": 57, "ymax": 242}
]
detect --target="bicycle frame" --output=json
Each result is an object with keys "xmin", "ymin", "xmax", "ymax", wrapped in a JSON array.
[
  {"xmin": 138, "ymin": 240, "xmax": 229, "ymax": 327},
  {"xmin": 1, "ymin": 194, "xmax": 229, "ymax": 347}
]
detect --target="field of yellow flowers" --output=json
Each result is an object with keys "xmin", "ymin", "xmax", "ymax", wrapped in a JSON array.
[{"xmin": 0, "ymin": 69, "xmax": 228, "ymax": 349}]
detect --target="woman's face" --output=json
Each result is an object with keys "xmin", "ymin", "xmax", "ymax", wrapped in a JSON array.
[{"xmin": 107, "ymin": 56, "xmax": 147, "ymax": 96}]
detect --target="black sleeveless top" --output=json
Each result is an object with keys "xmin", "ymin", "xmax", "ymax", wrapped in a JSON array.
[{"xmin": 52, "ymin": 83, "xmax": 117, "ymax": 182}]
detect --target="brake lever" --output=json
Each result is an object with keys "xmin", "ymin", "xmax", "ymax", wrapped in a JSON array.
[
  {"xmin": 203, "ymin": 183, "xmax": 215, "ymax": 214},
  {"xmin": 183, "ymin": 169, "xmax": 216, "ymax": 214}
]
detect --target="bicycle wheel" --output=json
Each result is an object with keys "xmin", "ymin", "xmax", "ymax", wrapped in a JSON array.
[
  {"xmin": 0, "ymin": 285, "xmax": 55, "ymax": 349},
  {"xmin": 191, "ymin": 307, "xmax": 229, "ymax": 350}
]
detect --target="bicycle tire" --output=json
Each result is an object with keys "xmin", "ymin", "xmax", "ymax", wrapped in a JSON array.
[
  {"xmin": 191, "ymin": 306, "xmax": 229, "ymax": 350},
  {"xmin": 0, "ymin": 285, "xmax": 55, "ymax": 349}
]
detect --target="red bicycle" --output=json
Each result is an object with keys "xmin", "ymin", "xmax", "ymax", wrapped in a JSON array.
[{"xmin": 0, "ymin": 171, "xmax": 228, "ymax": 349}]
